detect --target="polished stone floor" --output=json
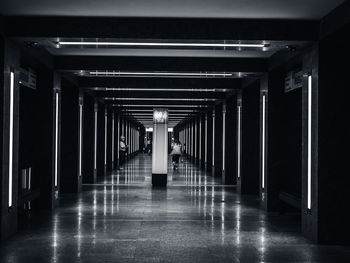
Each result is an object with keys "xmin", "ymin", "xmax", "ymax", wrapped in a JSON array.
[
  {"xmin": 95, "ymin": 154, "xmax": 222, "ymax": 186},
  {"xmin": 1, "ymin": 154, "xmax": 350, "ymax": 262}
]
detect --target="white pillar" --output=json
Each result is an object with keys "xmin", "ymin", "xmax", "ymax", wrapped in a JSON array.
[{"xmin": 152, "ymin": 109, "xmax": 168, "ymax": 186}]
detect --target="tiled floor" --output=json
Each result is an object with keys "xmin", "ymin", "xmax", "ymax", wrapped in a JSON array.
[{"xmin": 1, "ymin": 154, "xmax": 350, "ymax": 262}]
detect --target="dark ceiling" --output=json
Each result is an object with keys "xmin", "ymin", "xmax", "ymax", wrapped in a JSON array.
[
  {"xmin": 1, "ymin": 0, "xmax": 345, "ymax": 128},
  {"xmin": 0, "ymin": 0, "xmax": 345, "ymax": 19}
]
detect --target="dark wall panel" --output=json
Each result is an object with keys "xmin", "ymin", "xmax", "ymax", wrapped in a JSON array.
[
  {"xmin": 61, "ymin": 82, "xmax": 80, "ymax": 193},
  {"xmin": 318, "ymin": 23, "xmax": 350, "ymax": 244},
  {"xmin": 97, "ymin": 102, "xmax": 105, "ymax": 178},
  {"xmin": 0, "ymin": 38, "xmax": 20, "ymax": 240},
  {"xmin": 266, "ymin": 68, "xmax": 303, "ymax": 211},
  {"xmin": 214, "ymin": 104, "xmax": 223, "ymax": 178},
  {"xmin": 206, "ymin": 112, "xmax": 213, "ymax": 172},
  {"xmin": 241, "ymin": 81, "xmax": 260, "ymax": 195},
  {"xmin": 83, "ymin": 93, "xmax": 95, "ymax": 183},
  {"xmin": 281, "ymin": 88, "xmax": 302, "ymax": 196},
  {"xmin": 224, "ymin": 95, "xmax": 237, "ymax": 185},
  {"xmin": 106, "ymin": 109, "xmax": 112, "ymax": 172}
]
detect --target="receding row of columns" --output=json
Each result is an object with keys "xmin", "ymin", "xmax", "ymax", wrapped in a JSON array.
[
  {"xmin": 175, "ymin": 45, "xmax": 329, "ymax": 243},
  {"xmin": 0, "ymin": 39, "xmax": 142, "ymax": 240},
  {"xmin": 176, "ymin": 99, "xmax": 238, "ymax": 185}
]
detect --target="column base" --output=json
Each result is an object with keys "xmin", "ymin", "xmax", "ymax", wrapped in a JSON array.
[{"xmin": 152, "ymin": 173, "xmax": 167, "ymax": 187}]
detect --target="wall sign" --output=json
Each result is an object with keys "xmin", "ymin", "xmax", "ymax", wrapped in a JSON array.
[{"xmin": 285, "ymin": 69, "xmax": 303, "ymax": 92}]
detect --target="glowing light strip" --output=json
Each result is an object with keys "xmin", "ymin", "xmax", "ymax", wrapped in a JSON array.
[
  {"xmin": 117, "ymin": 115, "xmax": 120, "ymax": 160},
  {"xmin": 237, "ymin": 105, "xmax": 241, "ymax": 178},
  {"xmin": 121, "ymin": 109, "xmax": 197, "ymax": 112},
  {"xmin": 222, "ymin": 105, "xmax": 226, "ymax": 171},
  {"xmin": 205, "ymin": 114, "xmax": 207, "ymax": 163},
  {"xmin": 104, "ymin": 112, "xmax": 107, "ymax": 165},
  {"xmin": 103, "ymin": 88, "xmax": 222, "ymax": 92},
  {"xmin": 94, "ymin": 110, "xmax": 97, "ymax": 170},
  {"xmin": 90, "ymin": 71, "xmax": 233, "ymax": 77},
  {"xmin": 212, "ymin": 111, "xmax": 215, "ymax": 167},
  {"xmin": 54, "ymin": 92, "xmax": 59, "ymax": 187},
  {"xmin": 113, "ymin": 104, "xmax": 205, "ymax": 108},
  {"xmin": 106, "ymin": 97, "xmax": 215, "ymax": 101},
  {"xmin": 194, "ymin": 121, "xmax": 197, "ymax": 160},
  {"xmin": 307, "ymin": 75, "xmax": 312, "ymax": 210},
  {"xmin": 191, "ymin": 123, "xmax": 193, "ymax": 158},
  {"xmin": 125, "ymin": 115, "xmax": 194, "ymax": 118},
  {"xmin": 79, "ymin": 104, "xmax": 83, "ymax": 176},
  {"xmin": 112, "ymin": 114, "xmax": 115, "ymax": 163},
  {"xmin": 262, "ymin": 95, "xmax": 266, "ymax": 190},
  {"xmin": 8, "ymin": 71, "xmax": 14, "ymax": 207},
  {"xmin": 199, "ymin": 119, "xmax": 201, "ymax": 162},
  {"xmin": 59, "ymin": 41, "xmax": 265, "ymax": 48}
]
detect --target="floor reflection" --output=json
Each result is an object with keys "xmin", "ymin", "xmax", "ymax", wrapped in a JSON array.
[
  {"xmin": 1, "ymin": 154, "xmax": 350, "ymax": 262},
  {"xmin": 97, "ymin": 154, "xmax": 220, "ymax": 186}
]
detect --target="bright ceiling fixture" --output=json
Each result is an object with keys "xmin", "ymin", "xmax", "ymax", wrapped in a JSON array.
[
  {"xmin": 58, "ymin": 41, "xmax": 266, "ymax": 48},
  {"xmin": 112, "ymin": 104, "xmax": 207, "ymax": 108},
  {"xmin": 106, "ymin": 98, "xmax": 215, "ymax": 101},
  {"xmin": 89, "ymin": 71, "xmax": 233, "ymax": 77},
  {"xmin": 101, "ymin": 88, "xmax": 224, "ymax": 92},
  {"xmin": 120, "ymin": 109, "xmax": 198, "ymax": 112}
]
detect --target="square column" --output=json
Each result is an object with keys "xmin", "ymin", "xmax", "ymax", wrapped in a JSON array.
[
  {"xmin": 206, "ymin": 111, "xmax": 213, "ymax": 172},
  {"xmin": 96, "ymin": 102, "xmax": 106, "ymax": 179},
  {"xmin": 213, "ymin": 104, "xmax": 223, "ymax": 178},
  {"xmin": 82, "ymin": 93, "xmax": 95, "ymax": 183},
  {"xmin": 61, "ymin": 81, "xmax": 82, "ymax": 193},
  {"xmin": 0, "ymin": 39, "xmax": 20, "ymax": 240},
  {"xmin": 152, "ymin": 109, "xmax": 168, "ymax": 187},
  {"xmin": 223, "ymin": 96, "xmax": 238, "ymax": 185},
  {"xmin": 239, "ymin": 80, "xmax": 260, "ymax": 195}
]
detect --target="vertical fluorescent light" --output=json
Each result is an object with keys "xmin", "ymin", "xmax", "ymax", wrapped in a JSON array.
[
  {"xmin": 205, "ymin": 114, "xmax": 207, "ymax": 164},
  {"xmin": 185, "ymin": 125, "xmax": 187, "ymax": 155},
  {"xmin": 191, "ymin": 123, "xmax": 194, "ymax": 158},
  {"xmin": 222, "ymin": 105, "xmax": 226, "ymax": 171},
  {"xmin": 79, "ymin": 104, "xmax": 83, "ymax": 176},
  {"xmin": 104, "ymin": 112, "xmax": 107, "ymax": 165},
  {"xmin": 8, "ymin": 71, "xmax": 14, "ymax": 207},
  {"xmin": 112, "ymin": 113, "xmax": 115, "ymax": 164},
  {"xmin": 194, "ymin": 121, "xmax": 197, "ymax": 160},
  {"xmin": 307, "ymin": 75, "xmax": 312, "ymax": 210},
  {"xmin": 237, "ymin": 105, "xmax": 241, "ymax": 178},
  {"xmin": 117, "ymin": 116, "xmax": 120, "ymax": 161},
  {"xmin": 199, "ymin": 118, "xmax": 201, "ymax": 163},
  {"xmin": 212, "ymin": 111, "xmax": 215, "ymax": 167},
  {"xmin": 94, "ymin": 109, "xmax": 97, "ymax": 170},
  {"xmin": 54, "ymin": 92, "xmax": 59, "ymax": 187},
  {"xmin": 262, "ymin": 95, "xmax": 266, "ymax": 190}
]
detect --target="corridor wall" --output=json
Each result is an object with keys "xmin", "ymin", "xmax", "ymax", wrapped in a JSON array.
[{"xmin": 240, "ymin": 80, "xmax": 260, "ymax": 195}]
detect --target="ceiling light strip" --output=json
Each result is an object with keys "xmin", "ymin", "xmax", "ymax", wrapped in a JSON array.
[
  {"xmin": 90, "ymin": 71, "xmax": 232, "ymax": 77},
  {"xmin": 112, "ymin": 104, "xmax": 207, "ymax": 108},
  {"xmin": 106, "ymin": 98, "xmax": 215, "ymax": 101},
  {"xmin": 59, "ymin": 41, "xmax": 265, "ymax": 48},
  {"xmin": 103, "ymin": 88, "xmax": 222, "ymax": 92}
]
